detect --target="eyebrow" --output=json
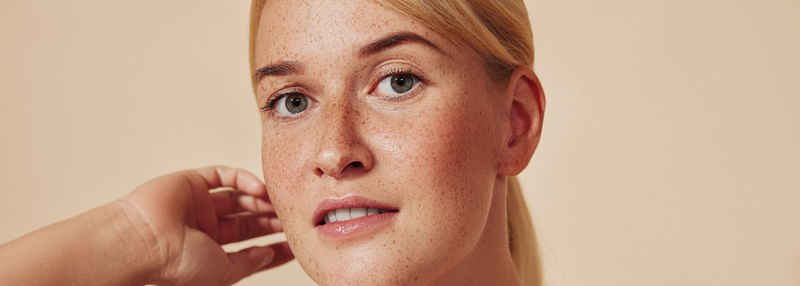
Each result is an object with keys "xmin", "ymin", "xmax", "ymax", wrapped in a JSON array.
[
  {"xmin": 252, "ymin": 60, "xmax": 304, "ymax": 84},
  {"xmin": 252, "ymin": 32, "xmax": 445, "ymax": 84},
  {"xmin": 359, "ymin": 32, "xmax": 446, "ymax": 57}
]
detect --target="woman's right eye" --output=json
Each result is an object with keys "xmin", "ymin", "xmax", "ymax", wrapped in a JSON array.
[{"xmin": 270, "ymin": 92, "xmax": 310, "ymax": 116}]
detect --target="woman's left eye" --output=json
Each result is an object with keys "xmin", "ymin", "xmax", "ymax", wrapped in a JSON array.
[{"xmin": 376, "ymin": 74, "xmax": 420, "ymax": 97}]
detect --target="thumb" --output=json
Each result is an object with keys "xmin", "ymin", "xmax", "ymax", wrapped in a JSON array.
[{"xmin": 224, "ymin": 246, "xmax": 275, "ymax": 284}]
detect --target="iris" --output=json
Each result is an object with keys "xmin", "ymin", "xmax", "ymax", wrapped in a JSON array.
[
  {"xmin": 285, "ymin": 93, "xmax": 308, "ymax": 114},
  {"xmin": 390, "ymin": 74, "xmax": 414, "ymax": 93}
]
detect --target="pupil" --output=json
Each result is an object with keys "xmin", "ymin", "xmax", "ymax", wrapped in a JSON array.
[{"xmin": 291, "ymin": 97, "xmax": 301, "ymax": 106}]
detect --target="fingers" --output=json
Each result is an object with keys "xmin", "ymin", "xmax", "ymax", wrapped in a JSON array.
[
  {"xmin": 210, "ymin": 189, "xmax": 281, "ymax": 244},
  {"xmin": 182, "ymin": 166, "xmax": 269, "ymax": 238},
  {"xmin": 217, "ymin": 214, "xmax": 283, "ymax": 245},
  {"xmin": 224, "ymin": 242, "xmax": 295, "ymax": 284},
  {"xmin": 258, "ymin": 241, "xmax": 294, "ymax": 270},
  {"xmin": 194, "ymin": 166, "xmax": 268, "ymax": 198},
  {"xmin": 224, "ymin": 245, "xmax": 275, "ymax": 285},
  {"xmin": 210, "ymin": 190, "xmax": 275, "ymax": 218}
]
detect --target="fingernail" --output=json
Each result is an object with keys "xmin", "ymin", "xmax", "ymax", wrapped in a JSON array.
[{"xmin": 259, "ymin": 248, "xmax": 275, "ymax": 268}]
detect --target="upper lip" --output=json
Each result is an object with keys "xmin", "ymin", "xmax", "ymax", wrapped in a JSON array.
[{"xmin": 312, "ymin": 195, "xmax": 399, "ymax": 225}]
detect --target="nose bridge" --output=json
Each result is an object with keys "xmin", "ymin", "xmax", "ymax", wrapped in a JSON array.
[
  {"xmin": 312, "ymin": 89, "xmax": 373, "ymax": 178},
  {"xmin": 320, "ymin": 99, "xmax": 356, "ymax": 147},
  {"xmin": 317, "ymin": 64, "xmax": 356, "ymax": 143}
]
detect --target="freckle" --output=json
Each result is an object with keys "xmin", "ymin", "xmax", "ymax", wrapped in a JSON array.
[{"xmin": 392, "ymin": 239, "xmax": 396, "ymax": 244}]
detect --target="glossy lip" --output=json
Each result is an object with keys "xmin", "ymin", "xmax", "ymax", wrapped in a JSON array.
[{"xmin": 312, "ymin": 195, "xmax": 399, "ymax": 239}]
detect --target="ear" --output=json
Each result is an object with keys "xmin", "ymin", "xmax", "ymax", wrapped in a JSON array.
[{"xmin": 498, "ymin": 66, "xmax": 545, "ymax": 176}]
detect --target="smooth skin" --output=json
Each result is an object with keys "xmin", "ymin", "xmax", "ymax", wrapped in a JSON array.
[{"xmin": 0, "ymin": 166, "xmax": 294, "ymax": 286}]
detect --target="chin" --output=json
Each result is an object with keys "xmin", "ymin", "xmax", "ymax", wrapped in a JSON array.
[
  {"xmin": 288, "ymin": 224, "xmax": 419, "ymax": 285},
  {"xmin": 287, "ymin": 211, "xmax": 486, "ymax": 286},
  {"xmin": 317, "ymin": 257, "xmax": 414, "ymax": 285}
]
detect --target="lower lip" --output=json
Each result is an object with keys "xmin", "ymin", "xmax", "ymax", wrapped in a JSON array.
[{"xmin": 316, "ymin": 212, "xmax": 398, "ymax": 239}]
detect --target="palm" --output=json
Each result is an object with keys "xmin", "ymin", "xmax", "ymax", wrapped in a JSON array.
[{"xmin": 123, "ymin": 166, "xmax": 292, "ymax": 285}]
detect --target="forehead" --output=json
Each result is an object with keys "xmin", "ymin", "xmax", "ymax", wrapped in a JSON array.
[{"xmin": 253, "ymin": 0, "xmax": 448, "ymax": 67}]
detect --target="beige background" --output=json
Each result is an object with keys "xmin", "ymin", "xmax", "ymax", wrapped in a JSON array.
[{"xmin": 1, "ymin": 0, "xmax": 798, "ymax": 285}]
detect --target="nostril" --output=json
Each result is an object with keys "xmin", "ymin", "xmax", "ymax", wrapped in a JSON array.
[{"xmin": 314, "ymin": 160, "xmax": 369, "ymax": 178}]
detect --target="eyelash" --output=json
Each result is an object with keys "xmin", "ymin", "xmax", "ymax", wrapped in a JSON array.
[
  {"xmin": 259, "ymin": 66, "xmax": 428, "ymax": 112},
  {"xmin": 260, "ymin": 91, "xmax": 301, "ymax": 112},
  {"xmin": 377, "ymin": 66, "xmax": 426, "ymax": 85}
]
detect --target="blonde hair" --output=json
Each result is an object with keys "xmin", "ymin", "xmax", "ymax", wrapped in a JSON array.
[{"xmin": 249, "ymin": 1, "xmax": 540, "ymax": 285}]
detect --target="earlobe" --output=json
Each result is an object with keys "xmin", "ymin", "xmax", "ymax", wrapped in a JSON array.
[{"xmin": 499, "ymin": 66, "xmax": 545, "ymax": 176}]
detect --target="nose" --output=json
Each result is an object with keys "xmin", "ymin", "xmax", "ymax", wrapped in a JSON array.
[{"xmin": 312, "ymin": 102, "xmax": 374, "ymax": 179}]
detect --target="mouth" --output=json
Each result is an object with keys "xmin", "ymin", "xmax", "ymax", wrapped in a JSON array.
[
  {"xmin": 313, "ymin": 195, "xmax": 399, "ymax": 238},
  {"xmin": 318, "ymin": 207, "xmax": 396, "ymax": 225}
]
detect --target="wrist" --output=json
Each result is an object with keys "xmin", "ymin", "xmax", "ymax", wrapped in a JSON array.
[
  {"xmin": 106, "ymin": 199, "xmax": 167, "ymax": 285},
  {"xmin": 0, "ymin": 200, "xmax": 167, "ymax": 285}
]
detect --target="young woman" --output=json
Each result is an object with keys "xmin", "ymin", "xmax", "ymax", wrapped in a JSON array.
[
  {"xmin": 0, "ymin": 0, "xmax": 544, "ymax": 285},
  {"xmin": 250, "ymin": 0, "xmax": 544, "ymax": 284}
]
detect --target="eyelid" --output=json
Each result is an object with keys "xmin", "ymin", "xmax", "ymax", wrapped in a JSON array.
[
  {"xmin": 367, "ymin": 62, "xmax": 429, "ymax": 96},
  {"xmin": 260, "ymin": 86, "xmax": 314, "ymax": 117}
]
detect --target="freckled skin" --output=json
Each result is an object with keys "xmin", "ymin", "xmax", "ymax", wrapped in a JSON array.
[{"xmin": 254, "ymin": 0, "xmax": 526, "ymax": 285}]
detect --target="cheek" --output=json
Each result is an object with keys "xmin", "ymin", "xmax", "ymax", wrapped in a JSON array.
[
  {"xmin": 376, "ymin": 85, "xmax": 501, "ymax": 267},
  {"xmin": 260, "ymin": 128, "xmax": 323, "ymax": 272},
  {"xmin": 260, "ymin": 126, "xmax": 311, "ymax": 231},
  {"xmin": 418, "ymin": 100, "xmax": 496, "ymax": 209},
  {"xmin": 403, "ymin": 84, "xmax": 499, "ymax": 187}
]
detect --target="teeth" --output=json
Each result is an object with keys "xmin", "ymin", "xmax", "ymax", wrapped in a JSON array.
[
  {"xmin": 351, "ymin": 208, "xmax": 366, "ymax": 218},
  {"xmin": 324, "ymin": 211, "xmax": 335, "ymax": 224},
  {"xmin": 323, "ymin": 208, "xmax": 388, "ymax": 224},
  {"xmin": 335, "ymin": 208, "xmax": 351, "ymax": 222}
]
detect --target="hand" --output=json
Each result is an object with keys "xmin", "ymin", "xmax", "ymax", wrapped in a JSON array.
[{"xmin": 117, "ymin": 166, "xmax": 293, "ymax": 285}]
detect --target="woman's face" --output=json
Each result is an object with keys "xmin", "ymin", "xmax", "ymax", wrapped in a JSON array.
[{"xmin": 255, "ymin": 0, "xmax": 509, "ymax": 284}]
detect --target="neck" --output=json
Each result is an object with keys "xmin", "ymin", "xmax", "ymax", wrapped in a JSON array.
[{"xmin": 433, "ymin": 175, "xmax": 520, "ymax": 286}]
